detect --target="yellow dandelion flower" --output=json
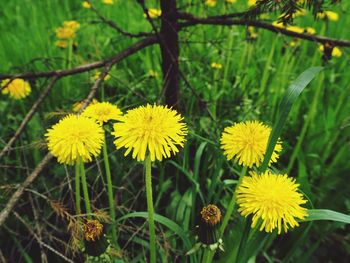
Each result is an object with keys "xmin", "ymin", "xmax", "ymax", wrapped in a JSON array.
[
  {"xmin": 286, "ymin": 25, "xmax": 304, "ymax": 34},
  {"xmin": 82, "ymin": 1, "xmax": 91, "ymax": 8},
  {"xmin": 305, "ymin": 27, "xmax": 316, "ymax": 34},
  {"xmin": 1, "ymin": 78, "xmax": 31, "ymax": 100},
  {"xmin": 55, "ymin": 40, "xmax": 69, "ymax": 48},
  {"xmin": 317, "ymin": 11, "xmax": 339, "ymax": 21},
  {"xmin": 82, "ymin": 101, "xmax": 122, "ymax": 124},
  {"xmin": 92, "ymin": 71, "xmax": 111, "ymax": 81},
  {"xmin": 102, "ymin": 0, "xmax": 114, "ymax": 5},
  {"xmin": 225, "ymin": 0, "xmax": 237, "ymax": 3},
  {"xmin": 72, "ymin": 98, "xmax": 98, "ymax": 113},
  {"xmin": 221, "ymin": 121, "xmax": 282, "ymax": 168},
  {"xmin": 236, "ymin": 171, "xmax": 308, "ymax": 234},
  {"xmin": 112, "ymin": 104, "xmax": 188, "ymax": 162},
  {"xmin": 248, "ymin": 0, "xmax": 256, "ymax": 7},
  {"xmin": 55, "ymin": 27, "xmax": 76, "ymax": 39},
  {"xmin": 211, "ymin": 62, "xmax": 222, "ymax": 69},
  {"xmin": 45, "ymin": 114, "xmax": 104, "ymax": 165},
  {"xmin": 144, "ymin": 8, "xmax": 162, "ymax": 19},
  {"xmin": 63, "ymin": 20, "xmax": 80, "ymax": 31},
  {"xmin": 84, "ymin": 220, "xmax": 104, "ymax": 241},
  {"xmin": 148, "ymin": 70, "xmax": 159, "ymax": 78},
  {"xmin": 205, "ymin": 0, "xmax": 216, "ymax": 7},
  {"xmin": 319, "ymin": 45, "xmax": 342, "ymax": 58}
]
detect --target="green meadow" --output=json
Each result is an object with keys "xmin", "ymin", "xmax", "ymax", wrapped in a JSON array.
[{"xmin": 1, "ymin": 0, "xmax": 350, "ymax": 262}]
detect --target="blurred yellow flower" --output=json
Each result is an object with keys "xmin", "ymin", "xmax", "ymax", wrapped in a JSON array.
[
  {"xmin": 102, "ymin": 0, "xmax": 114, "ymax": 5},
  {"xmin": 144, "ymin": 8, "xmax": 162, "ymax": 19},
  {"xmin": 286, "ymin": 25, "xmax": 304, "ymax": 34},
  {"xmin": 305, "ymin": 27, "xmax": 316, "ymax": 34},
  {"xmin": 247, "ymin": 26, "xmax": 258, "ymax": 39},
  {"xmin": 319, "ymin": 45, "xmax": 342, "ymax": 58},
  {"xmin": 317, "ymin": 11, "xmax": 339, "ymax": 21},
  {"xmin": 221, "ymin": 120, "xmax": 282, "ymax": 168},
  {"xmin": 92, "ymin": 71, "xmax": 111, "ymax": 81},
  {"xmin": 55, "ymin": 40, "xmax": 69, "ymax": 48},
  {"xmin": 72, "ymin": 98, "xmax": 98, "ymax": 113},
  {"xmin": 248, "ymin": 0, "xmax": 256, "ymax": 7},
  {"xmin": 112, "ymin": 104, "xmax": 188, "ymax": 162},
  {"xmin": 1, "ymin": 78, "xmax": 31, "ymax": 100},
  {"xmin": 210, "ymin": 62, "xmax": 222, "ymax": 69},
  {"xmin": 45, "ymin": 114, "xmax": 104, "ymax": 165},
  {"xmin": 82, "ymin": 101, "xmax": 123, "ymax": 124},
  {"xmin": 236, "ymin": 171, "xmax": 308, "ymax": 234},
  {"xmin": 82, "ymin": 1, "xmax": 91, "ymax": 8},
  {"xmin": 205, "ymin": 0, "xmax": 216, "ymax": 7},
  {"xmin": 63, "ymin": 20, "xmax": 80, "ymax": 31},
  {"xmin": 148, "ymin": 70, "xmax": 159, "ymax": 78},
  {"xmin": 55, "ymin": 27, "xmax": 76, "ymax": 39},
  {"xmin": 225, "ymin": 0, "xmax": 237, "ymax": 3}
]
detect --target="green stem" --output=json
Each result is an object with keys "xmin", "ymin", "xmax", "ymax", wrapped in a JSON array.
[
  {"xmin": 103, "ymin": 139, "xmax": 117, "ymax": 246},
  {"xmin": 235, "ymin": 217, "xmax": 251, "ymax": 263},
  {"xmin": 80, "ymin": 160, "xmax": 92, "ymax": 219},
  {"xmin": 219, "ymin": 166, "xmax": 247, "ymax": 235},
  {"xmin": 145, "ymin": 155, "xmax": 156, "ymax": 263},
  {"xmin": 202, "ymin": 248, "xmax": 210, "ymax": 263},
  {"xmin": 205, "ymin": 166, "xmax": 248, "ymax": 263},
  {"xmin": 75, "ymin": 162, "xmax": 81, "ymax": 215}
]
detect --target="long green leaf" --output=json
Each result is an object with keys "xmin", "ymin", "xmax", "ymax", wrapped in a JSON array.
[
  {"xmin": 303, "ymin": 209, "xmax": 350, "ymax": 224},
  {"xmin": 259, "ymin": 67, "xmax": 323, "ymax": 172},
  {"xmin": 117, "ymin": 212, "xmax": 192, "ymax": 249}
]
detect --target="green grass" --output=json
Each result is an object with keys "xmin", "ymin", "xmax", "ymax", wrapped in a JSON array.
[{"xmin": 1, "ymin": 0, "xmax": 350, "ymax": 262}]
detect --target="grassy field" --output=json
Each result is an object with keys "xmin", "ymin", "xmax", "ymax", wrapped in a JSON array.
[{"xmin": 1, "ymin": 0, "xmax": 350, "ymax": 262}]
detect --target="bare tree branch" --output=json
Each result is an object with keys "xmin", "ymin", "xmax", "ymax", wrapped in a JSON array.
[
  {"xmin": 178, "ymin": 13, "xmax": 350, "ymax": 47},
  {"xmin": 0, "ymin": 36, "xmax": 157, "ymax": 80}
]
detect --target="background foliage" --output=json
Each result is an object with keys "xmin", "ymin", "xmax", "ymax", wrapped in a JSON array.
[{"xmin": 1, "ymin": 0, "xmax": 349, "ymax": 262}]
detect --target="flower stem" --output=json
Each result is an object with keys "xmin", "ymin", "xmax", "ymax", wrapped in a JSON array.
[
  {"xmin": 145, "ymin": 155, "xmax": 156, "ymax": 263},
  {"xmin": 80, "ymin": 160, "xmax": 92, "ymax": 219},
  {"xmin": 75, "ymin": 162, "xmax": 81, "ymax": 215},
  {"xmin": 205, "ymin": 166, "xmax": 248, "ymax": 263},
  {"xmin": 219, "ymin": 166, "xmax": 247, "ymax": 235},
  {"xmin": 103, "ymin": 139, "xmax": 117, "ymax": 246}
]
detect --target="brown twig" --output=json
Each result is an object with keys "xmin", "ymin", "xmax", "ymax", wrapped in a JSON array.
[
  {"xmin": 13, "ymin": 212, "xmax": 75, "ymax": 263},
  {"xmin": 178, "ymin": 13, "xmax": 350, "ymax": 47},
  {"xmin": 0, "ymin": 77, "xmax": 58, "ymax": 160},
  {"xmin": 87, "ymin": 0, "xmax": 152, "ymax": 38},
  {"xmin": 0, "ymin": 36, "xmax": 157, "ymax": 80}
]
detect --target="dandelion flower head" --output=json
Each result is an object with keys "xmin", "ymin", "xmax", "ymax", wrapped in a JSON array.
[
  {"xmin": 82, "ymin": 1, "xmax": 91, "ymax": 8},
  {"xmin": 211, "ymin": 62, "xmax": 222, "ymax": 69},
  {"xmin": 45, "ymin": 114, "xmax": 104, "ymax": 165},
  {"xmin": 1, "ymin": 78, "xmax": 31, "ymax": 100},
  {"xmin": 319, "ymin": 45, "xmax": 342, "ymax": 58},
  {"xmin": 317, "ymin": 11, "xmax": 339, "ymax": 21},
  {"xmin": 82, "ymin": 101, "xmax": 123, "ymax": 124},
  {"xmin": 221, "ymin": 120, "xmax": 282, "ymax": 167},
  {"xmin": 102, "ymin": 0, "xmax": 114, "ymax": 5},
  {"xmin": 112, "ymin": 104, "xmax": 188, "ymax": 161},
  {"xmin": 236, "ymin": 171, "xmax": 308, "ymax": 234},
  {"xmin": 248, "ymin": 0, "xmax": 256, "ymax": 7},
  {"xmin": 144, "ymin": 8, "xmax": 162, "ymax": 19},
  {"xmin": 205, "ymin": 0, "xmax": 216, "ymax": 7},
  {"xmin": 72, "ymin": 98, "xmax": 98, "ymax": 113}
]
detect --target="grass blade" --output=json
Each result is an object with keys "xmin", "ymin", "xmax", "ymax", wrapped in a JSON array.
[
  {"xmin": 259, "ymin": 67, "xmax": 323, "ymax": 172},
  {"xmin": 303, "ymin": 209, "xmax": 350, "ymax": 224}
]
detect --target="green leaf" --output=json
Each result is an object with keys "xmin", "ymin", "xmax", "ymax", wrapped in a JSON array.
[
  {"xmin": 259, "ymin": 67, "xmax": 323, "ymax": 172},
  {"xmin": 303, "ymin": 209, "xmax": 350, "ymax": 224},
  {"xmin": 117, "ymin": 212, "xmax": 192, "ymax": 249}
]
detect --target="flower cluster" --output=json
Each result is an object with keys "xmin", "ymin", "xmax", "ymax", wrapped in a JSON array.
[{"xmin": 55, "ymin": 20, "xmax": 80, "ymax": 48}]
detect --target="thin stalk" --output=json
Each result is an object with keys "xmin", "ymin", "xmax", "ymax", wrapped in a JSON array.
[
  {"xmin": 145, "ymin": 155, "xmax": 156, "ymax": 263},
  {"xmin": 103, "ymin": 139, "xmax": 117, "ymax": 246},
  {"xmin": 219, "ymin": 166, "xmax": 247, "ymax": 235},
  {"xmin": 205, "ymin": 166, "xmax": 248, "ymax": 263},
  {"xmin": 202, "ymin": 248, "xmax": 210, "ymax": 263},
  {"xmin": 80, "ymin": 160, "xmax": 92, "ymax": 219},
  {"xmin": 75, "ymin": 162, "xmax": 81, "ymax": 214}
]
